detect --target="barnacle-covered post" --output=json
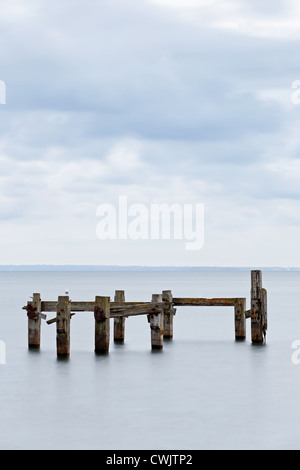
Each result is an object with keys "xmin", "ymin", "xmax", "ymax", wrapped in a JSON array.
[
  {"xmin": 251, "ymin": 270, "xmax": 267, "ymax": 344},
  {"xmin": 234, "ymin": 297, "xmax": 246, "ymax": 340},
  {"xmin": 114, "ymin": 290, "xmax": 125, "ymax": 343},
  {"xmin": 56, "ymin": 295, "xmax": 71, "ymax": 357},
  {"xmin": 162, "ymin": 290, "xmax": 175, "ymax": 339},
  {"xmin": 27, "ymin": 293, "xmax": 41, "ymax": 349},
  {"xmin": 94, "ymin": 296, "xmax": 110, "ymax": 354},
  {"xmin": 148, "ymin": 294, "xmax": 164, "ymax": 350}
]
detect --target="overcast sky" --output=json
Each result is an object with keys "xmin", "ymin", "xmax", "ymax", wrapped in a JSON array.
[{"xmin": 1, "ymin": 0, "xmax": 300, "ymax": 266}]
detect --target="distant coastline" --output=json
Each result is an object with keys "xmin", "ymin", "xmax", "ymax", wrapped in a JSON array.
[{"xmin": 0, "ymin": 265, "xmax": 298, "ymax": 272}]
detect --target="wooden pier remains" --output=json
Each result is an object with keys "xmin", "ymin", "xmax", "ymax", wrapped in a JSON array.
[
  {"xmin": 147, "ymin": 294, "xmax": 164, "ymax": 349},
  {"xmin": 23, "ymin": 270, "xmax": 267, "ymax": 357},
  {"xmin": 114, "ymin": 290, "xmax": 125, "ymax": 343},
  {"xmin": 56, "ymin": 296, "xmax": 71, "ymax": 357},
  {"xmin": 27, "ymin": 293, "xmax": 42, "ymax": 349}
]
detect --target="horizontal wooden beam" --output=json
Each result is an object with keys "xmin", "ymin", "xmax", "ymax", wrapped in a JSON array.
[
  {"xmin": 40, "ymin": 298, "xmax": 246, "ymax": 315},
  {"xmin": 41, "ymin": 300, "xmax": 165, "ymax": 313},
  {"xmin": 111, "ymin": 303, "xmax": 163, "ymax": 318},
  {"xmin": 172, "ymin": 298, "xmax": 243, "ymax": 307},
  {"xmin": 46, "ymin": 302, "xmax": 164, "ymax": 324},
  {"xmin": 245, "ymin": 309, "xmax": 251, "ymax": 319},
  {"xmin": 42, "ymin": 301, "xmax": 94, "ymax": 312}
]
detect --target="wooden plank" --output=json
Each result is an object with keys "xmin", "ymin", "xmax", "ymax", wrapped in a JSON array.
[
  {"xmin": 46, "ymin": 303, "xmax": 163, "ymax": 325},
  {"xmin": 245, "ymin": 309, "xmax": 251, "ymax": 319},
  {"xmin": 173, "ymin": 298, "xmax": 238, "ymax": 307},
  {"xmin": 45, "ymin": 297, "xmax": 245, "ymax": 323},
  {"xmin": 42, "ymin": 300, "xmax": 96, "ymax": 312},
  {"xmin": 47, "ymin": 313, "xmax": 75, "ymax": 324},
  {"xmin": 111, "ymin": 304, "xmax": 163, "ymax": 318},
  {"xmin": 41, "ymin": 301, "xmax": 57, "ymax": 312},
  {"xmin": 42, "ymin": 300, "xmax": 164, "ymax": 313},
  {"xmin": 43, "ymin": 298, "xmax": 242, "ymax": 311}
]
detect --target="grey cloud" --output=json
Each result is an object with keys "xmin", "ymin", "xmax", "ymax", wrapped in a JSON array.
[
  {"xmin": 236, "ymin": 0, "xmax": 288, "ymax": 16},
  {"xmin": 2, "ymin": 1, "xmax": 294, "ymax": 132},
  {"xmin": 0, "ymin": 0, "xmax": 299, "ymax": 265}
]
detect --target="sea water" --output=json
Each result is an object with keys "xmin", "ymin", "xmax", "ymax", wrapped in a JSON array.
[{"xmin": 0, "ymin": 269, "xmax": 299, "ymax": 450}]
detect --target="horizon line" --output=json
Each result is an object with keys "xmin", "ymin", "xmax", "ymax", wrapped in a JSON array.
[{"xmin": 0, "ymin": 264, "xmax": 298, "ymax": 271}]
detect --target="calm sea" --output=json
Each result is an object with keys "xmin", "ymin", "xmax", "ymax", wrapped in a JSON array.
[{"xmin": 0, "ymin": 269, "xmax": 299, "ymax": 450}]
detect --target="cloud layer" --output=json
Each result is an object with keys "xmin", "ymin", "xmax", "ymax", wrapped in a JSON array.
[{"xmin": 0, "ymin": 0, "xmax": 300, "ymax": 266}]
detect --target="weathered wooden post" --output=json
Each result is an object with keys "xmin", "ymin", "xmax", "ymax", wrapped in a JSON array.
[
  {"xmin": 94, "ymin": 296, "xmax": 110, "ymax": 354},
  {"xmin": 251, "ymin": 270, "xmax": 267, "ymax": 344},
  {"xmin": 56, "ymin": 295, "xmax": 71, "ymax": 357},
  {"xmin": 261, "ymin": 287, "xmax": 267, "ymax": 339},
  {"xmin": 114, "ymin": 290, "xmax": 125, "ymax": 343},
  {"xmin": 148, "ymin": 294, "xmax": 164, "ymax": 350},
  {"xmin": 162, "ymin": 290, "xmax": 175, "ymax": 339},
  {"xmin": 234, "ymin": 298, "xmax": 246, "ymax": 340},
  {"xmin": 27, "ymin": 293, "xmax": 42, "ymax": 350}
]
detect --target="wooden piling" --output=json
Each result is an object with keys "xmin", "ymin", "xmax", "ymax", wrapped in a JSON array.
[
  {"xmin": 162, "ymin": 290, "xmax": 174, "ymax": 339},
  {"xmin": 114, "ymin": 290, "xmax": 125, "ymax": 343},
  {"xmin": 28, "ymin": 293, "xmax": 41, "ymax": 350},
  {"xmin": 56, "ymin": 296, "xmax": 71, "ymax": 357},
  {"xmin": 261, "ymin": 287, "xmax": 267, "ymax": 339},
  {"xmin": 148, "ymin": 294, "xmax": 164, "ymax": 350},
  {"xmin": 24, "ymin": 270, "xmax": 268, "ymax": 355},
  {"xmin": 251, "ymin": 270, "xmax": 267, "ymax": 344},
  {"xmin": 94, "ymin": 296, "xmax": 110, "ymax": 354},
  {"xmin": 234, "ymin": 298, "xmax": 246, "ymax": 340}
]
